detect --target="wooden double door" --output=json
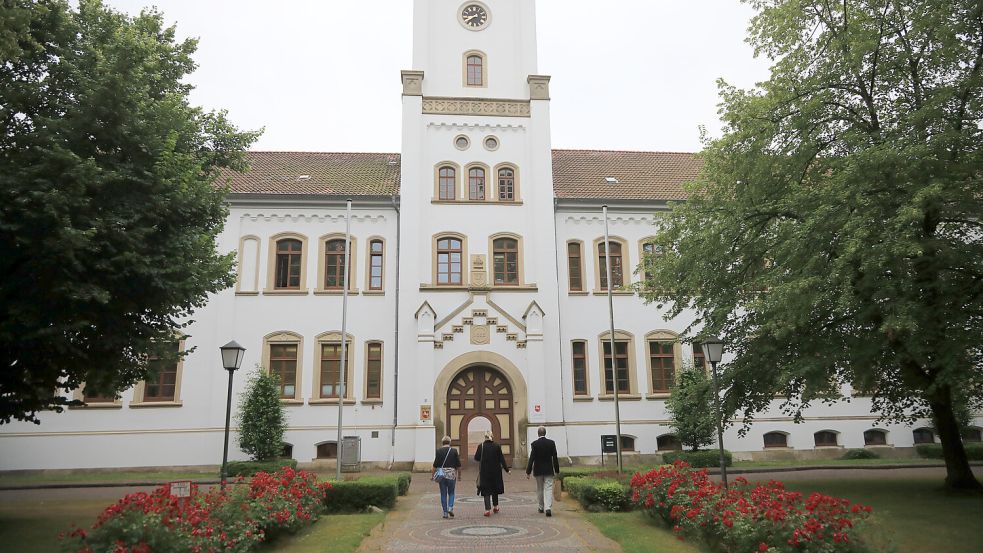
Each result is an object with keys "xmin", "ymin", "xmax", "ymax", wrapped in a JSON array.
[{"xmin": 445, "ymin": 366, "xmax": 515, "ymax": 467}]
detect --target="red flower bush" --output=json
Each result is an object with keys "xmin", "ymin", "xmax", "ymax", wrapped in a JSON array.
[
  {"xmin": 630, "ymin": 462, "xmax": 878, "ymax": 553},
  {"xmin": 61, "ymin": 468, "xmax": 331, "ymax": 553}
]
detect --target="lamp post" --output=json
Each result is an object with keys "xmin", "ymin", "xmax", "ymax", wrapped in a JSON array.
[
  {"xmin": 219, "ymin": 341, "xmax": 246, "ymax": 491},
  {"xmin": 701, "ymin": 337, "xmax": 727, "ymax": 489}
]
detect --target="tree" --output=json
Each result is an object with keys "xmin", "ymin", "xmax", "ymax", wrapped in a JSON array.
[
  {"xmin": 640, "ymin": 0, "xmax": 983, "ymax": 491},
  {"xmin": 236, "ymin": 367, "xmax": 288, "ymax": 462},
  {"xmin": 0, "ymin": 0, "xmax": 259, "ymax": 423},
  {"xmin": 666, "ymin": 365, "xmax": 717, "ymax": 452}
]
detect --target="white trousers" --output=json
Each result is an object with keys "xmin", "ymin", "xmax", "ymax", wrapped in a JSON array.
[{"xmin": 535, "ymin": 475, "xmax": 554, "ymax": 512}]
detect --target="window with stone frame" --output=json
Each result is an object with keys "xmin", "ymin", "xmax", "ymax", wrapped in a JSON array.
[
  {"xmin": 602, "ymin": 340, "xmax": 631, "ymax": 394},
  {"xmin": 274, "ymin": 238, "xmax": 303, "ymax": 289},
  {"xmin": 324, "ymin": 238, "xmax": 351, "ymax": 290},
  {"xmin": 763, "ymin": 432, "xmax": 788, "ymax": 448},
  {"xmin": 365, "ymin": 342, "xmax": 383, "ymax": 400},
  {"xmin": 436, "ymin": 237, "xmax": 464, "ymax": 285},
  {"xmin": 913, "ymin": 427, "xmax": 935, "ymax": 444},
  {"xmin": 648, "ymin": 340, "xmax": 675, "ymax": 393},
  {"xmin": 467, "ymin": 54, "xmax": 484, "ymax": 86},
  {"xmin": 469, "ymin": 167, "xmax": 486, "ymax": 200},
  {"xmin": 864, "ymin": 429, "xmax": 888, "ymax": 446},
  {"xmin": 498, "ymin": 168, "xmax": 515, "ymax": 201},
  {"xmin": 572, "ymin": 340, "xmax": 589, "ymax": 396},
  {"xmin": 598, "ymin": 241, "xmax": 624, "ymax": 289},
  {"xmin": 657, "ymin": 434, "xmax": 682, "ymax": 451},
  {"xmin": 492, "ymin": 238, "xmax": 519, "ymax": 286},
  {"xmin": 368, "ymin": 240, "xmax": 384, "ymax": 291},
  {"xmin": 319, "ymin": 341, "xmax": 353, "ymax": 399},
  {"xmin": 143, "ymin": 341, "xmax": 181, "ymax": 402},
  {"xmin": 692, "ymin": 342, "xmax": 707, "ymax": 373},
  {"xmin": 439, "ymin": 166, "xmax": 456, "ymax": 200},
  {"xmin": 814, "ymin": 431, "xmax": 839, "ymax": 447},
  {"xmin": 567, "ymin": 242, "xmax": 584, "ymax": 292},
  {"xmin": 269, "ymin": 343, "xmax": 299, "ymax": 399}
]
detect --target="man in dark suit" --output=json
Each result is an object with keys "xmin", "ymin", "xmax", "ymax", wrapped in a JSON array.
[{"xmin": 526, "ymin": 426, "xmax": 560, "ymax": 516}]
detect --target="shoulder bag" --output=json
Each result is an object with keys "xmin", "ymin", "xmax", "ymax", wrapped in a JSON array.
[{"xmin": 432, "ymin": 447, "xmax": 451, "ymax": 483}]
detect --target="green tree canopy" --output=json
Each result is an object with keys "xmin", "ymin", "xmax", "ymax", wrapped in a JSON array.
[
  {"xmin": 236, "ymin": 367, "xmax": 288, "ymax": 462},
  {"xmin": 641, "ymin": 0, "xmax": 983, "ymax": 490},
  {"xmin": 666, "ymin": 364, "xmax": 718, "ymax": 452},
  {"xmin": 0, "ymin": 0, "xmax": 259, "ymax": 423}
]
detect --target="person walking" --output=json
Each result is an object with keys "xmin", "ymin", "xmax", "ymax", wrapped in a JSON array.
[
  {"xmin": 432, "ymin": 436, "xmax": 462, "ymax": 519},
  {"xmin": 474, "ymin": 431, "xmax": 510, "ymax": 517},
  {"xmin": 526, "ymin": 426, "xmax": 560, "ymax": 517}
]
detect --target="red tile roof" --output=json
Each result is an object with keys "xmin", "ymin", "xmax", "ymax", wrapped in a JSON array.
[
  {"xmin": 223, "ymin": 149, "xmax": 702, "ymax": 200},
  {"xmin": 551, "ymin": 149, "xmax": 702, "ymax": 201}
]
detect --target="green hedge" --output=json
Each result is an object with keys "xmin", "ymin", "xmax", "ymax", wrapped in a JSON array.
[
  {"xmin": 661, "ymin": 449, "xmax": 733, "ymax": 468},
  {"xmin": 916, "ymin": 443, "xmax": 983, "ymax": 461},
  {"xmin": 841, "ymin": 448, "xmax": 880, "ymax": 460},
  {"xmin": 564, "ymin": 476, "xmax": 632, "ymax": 512},
  {"xmin": 224, "ymin": 458, "xmax": 298, "ymax": 477},
  {"xmin": 324, "ymin": 477, "xmax": 398, "ymax": 513},
  {"xmin": 394, "ymin": 472, "xmax": 412, "ymax": 496}
]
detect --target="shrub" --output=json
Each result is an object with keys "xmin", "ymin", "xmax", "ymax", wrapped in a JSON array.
[
  {"xmin": 557, "ymin": 468, "xmax": 605, "ymax": 490},
  {"xmin": 236, "ymin": 366, "xmax": 288, "ymax": 462},
  {"xmin": 226, "ymin": 458, "xmax": 299, "ymax": 477},
  {"xmin": 324, "ymin": 478, "xmax": 398, "ymax": 513},
  {"xmin": 662, "ymin": 449, "xmax": 733, "ymax": 468},
  {"xmin": 841, "ymin": 449, "xmax": 880, "ymax": 460},
  {"xmin": 666, "ymin": 366, "xmax": 717, "ymax": 450},
  {"xmin": 61, "ymin": 467, "xmax": 330, "ymax": 553},
  {"xmin": 394, "ymin": 472, "xmax": 412, "ymax": 496},
  {"xmin": 563, "ymin": 476, "xmax": 632, "ymax": 512},
  {"xmin": 630, "ymin": 462, "xmax": 879, "ymax": 553},
  {"xmin": 915, "ymin": 443, "xmax": 983, "ymax": 460}
]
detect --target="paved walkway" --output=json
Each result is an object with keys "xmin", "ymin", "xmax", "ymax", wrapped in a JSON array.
[{"xmin": 356, "ymin": 473, "xmax": 620, "ymax": 552}]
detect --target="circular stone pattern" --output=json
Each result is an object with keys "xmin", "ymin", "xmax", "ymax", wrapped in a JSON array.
[{"xmin": 449, "ymin": 526, "xmax": 523, "ymax": 538}]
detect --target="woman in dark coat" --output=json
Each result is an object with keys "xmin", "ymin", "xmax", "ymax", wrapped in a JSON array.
[{"xmin": 474, "ymin": 431, "xmax": 510, "ymax": 516}]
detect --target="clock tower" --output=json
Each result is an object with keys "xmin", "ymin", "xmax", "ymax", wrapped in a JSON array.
[{"xmin": 396, "ymin": 0, "xmax": 563, "ymax": 469}]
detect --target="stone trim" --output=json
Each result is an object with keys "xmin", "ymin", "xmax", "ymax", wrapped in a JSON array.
[{"xmin": 423, "ymin": 97, "xmax": 530, "ymax": 117}]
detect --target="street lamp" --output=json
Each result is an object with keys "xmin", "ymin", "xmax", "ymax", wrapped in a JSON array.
[
  {"xmin": 701, "ymin": 336, "xmax": 728, "ymax": 488},
  {"xmin": 219, "ymin": 340, "xmax": 246, "ymax": 491}
]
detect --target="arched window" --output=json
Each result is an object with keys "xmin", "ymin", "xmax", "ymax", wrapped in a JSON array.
[
  {"xmin": 648, "ymin": 340, "xmax": 675, "ymax": 393},
  {"xmin": 567, "ymin": 242, "xmax": 584, "ymax": 292},
  {"xmin": 764, "ymin": 432, "xmax": 788, "ymax": 448},
  {"xmin": 641, "ymin": 240, "xmax": 662, "ymax": 282},
  {"xmin": 275, "ymin": 238, "xmax": 303, "ymax": 289},
  {"xmin": 316, "ymin": 442, "xmax": 338, "ymax": 459},
  {"xmin": 620, "ymin": 436, "xmax": 636, "ymax": 452},
  {"xmin": 814, "ymin": 431, "xmax": 839, "ymax": 447},
  {"xmin": 498, "ymin": 168, "xmax": 515, "ymax": 201},
  {"xmin": 657, "ymin": 434, "xmax": 682, "ymax": 451},
  {"xmin": 600, "ymin": 331, "xmax": 635, "ymax": 395},
  {"xmin": 467, "ymin": 54, "xmax": 484, "ymax": 86},
  {"xmin": 598, "ymin": 241, "xmax": 624, "ymax": 289},
  {"xmin": 368, "ymin": 239, "xmax": 384, "ymax": 291},
  {"xmin": 282, "ymin": 443, "xmax": 294, "ymax": 459},
  {"xmin": 324, "ymin": 238, "xmax": 350, "ymax": 290},
  {"xmin": 439, "ymin": 166, "xmax": 456, "ymax": 200},
  {"xmin": 864, "ymin": 429, "xmax": 888, "ymax": 446},
  {"xmin": 261, "ymin": 332, "xmax": 303, "ymax": 401},
  {"xmin": 469, "ymin": 167, "xmax": 486, "ymax": 200},
  {"xmin": 365, "ymin": 341, "xmax": 383, "ymax": 400},
  {"xmin": 437, "ymin": 236, "xmax": 464, "ymax": 285},
  {"xmin": 913, "ymin": 427, "xmax": 935, "ymax": 444},
  {"xmin": 317, "ymin": 335, "xmax": 353, "ymax": 399},
  {"xmin": 493, "ymin": 237, "xmax": 519, "ymax": 286}
]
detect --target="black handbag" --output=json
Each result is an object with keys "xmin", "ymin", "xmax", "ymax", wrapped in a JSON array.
[{"xmin": 475, "ymin": 443, "xmax": 485, "ymax": 495}]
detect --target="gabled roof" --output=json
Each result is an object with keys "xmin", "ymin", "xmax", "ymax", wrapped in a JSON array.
[
  {"xmin": 551, "ymin": 149, "xmax": 701, "ymax": 201},
  {"xmin": 221, "ymin": 152, "xmax": 401, "ymax": 196},
  {"xmin": 221, "ymin": 149, "xmax": 702, "ymax": 201}
]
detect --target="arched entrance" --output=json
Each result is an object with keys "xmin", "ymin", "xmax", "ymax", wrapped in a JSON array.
[{"xmin": 446, "ymin": 366, "xmax": 515, "ymax": 466}]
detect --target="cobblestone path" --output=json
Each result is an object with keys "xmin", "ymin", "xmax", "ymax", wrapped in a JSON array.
[{"xmin": 356, "ymin": 474, "xmax": 621, "ymax": 552}]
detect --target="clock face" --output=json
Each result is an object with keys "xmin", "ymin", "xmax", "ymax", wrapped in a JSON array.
[{"xmin": 461, "ymin": 4, "xmax": 489, "ymax": 29}]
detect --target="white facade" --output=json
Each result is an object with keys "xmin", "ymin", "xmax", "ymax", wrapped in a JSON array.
[{"xmin": 1, "ymin": 0, "xmax": 978, "ymax": 471}]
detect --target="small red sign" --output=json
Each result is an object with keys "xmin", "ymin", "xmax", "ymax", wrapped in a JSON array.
[{"xmin": 534, "ymin": 405, "xmax": 541, "ymax": 413}]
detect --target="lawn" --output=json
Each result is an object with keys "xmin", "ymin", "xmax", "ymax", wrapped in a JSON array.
[
  {"xmin": 0, "ymin": 469, "xmax": 217, "ymax": 487},
  {"xmin": 730, "ymin": 457, "xmax": 944, "ymax": 470},
  {"xmin": 583, "ymin": 476, "xmax": 983, "ymax": 553},
  {"xmin": 262, "ymin": 512, "xmax": 385, "ymax": 553}
]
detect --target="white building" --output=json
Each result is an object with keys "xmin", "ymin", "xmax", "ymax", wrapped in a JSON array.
[{"xmin": 2, "ymin": 0, "xmax": 979, "ymax": 472}]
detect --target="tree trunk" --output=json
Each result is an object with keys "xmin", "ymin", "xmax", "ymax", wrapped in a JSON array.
[{"xmin": 929, "ymin": 392, "xmax": 982, "ymax": 491}]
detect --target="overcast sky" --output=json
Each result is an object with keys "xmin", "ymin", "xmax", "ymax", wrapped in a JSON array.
[{"xmin": 100, "ymin": 0, "xmax": 772, "ymax": 154}]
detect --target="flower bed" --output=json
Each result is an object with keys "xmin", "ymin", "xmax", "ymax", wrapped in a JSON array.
[
  {"xmin": 630, "ymin": 462, "xmax": 878, "ymax": 553},
  {"xmin": 61, "ymin": 467, "xmax": 331, "ymax": 553}
]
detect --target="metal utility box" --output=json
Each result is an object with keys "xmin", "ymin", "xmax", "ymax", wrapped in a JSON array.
[{"xmin": 341, "ymin": 435, "xmax": 361, "ymax": 472}]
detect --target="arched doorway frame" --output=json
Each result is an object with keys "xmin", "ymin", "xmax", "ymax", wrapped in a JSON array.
[{"xmin": 434, "ymin": 351, "xmax": 529, "ymax": 466}]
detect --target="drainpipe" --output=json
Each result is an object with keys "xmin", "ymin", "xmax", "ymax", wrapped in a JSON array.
[
  {"xmin": 552, "ymin": 198, "xmax": 575, "ymax": 465},
  {"xmin": 389, "ymin": 195, "xmax": 401, "ymax": 469}
]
